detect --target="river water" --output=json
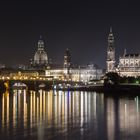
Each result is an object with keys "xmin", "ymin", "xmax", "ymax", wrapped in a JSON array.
[{"xmin": 0, "ymin": 90, "xmax": 140, "ymax": 140}]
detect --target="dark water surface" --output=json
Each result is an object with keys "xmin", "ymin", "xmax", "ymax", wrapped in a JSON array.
[{"xmin": 0, "ymin": 90, "xmax": 140, "ymax": 140}]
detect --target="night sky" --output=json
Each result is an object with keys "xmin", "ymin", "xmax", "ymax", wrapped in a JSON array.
[{"xmin": 0, "ymin": 0, "xmax": 140, "ymax": 68}]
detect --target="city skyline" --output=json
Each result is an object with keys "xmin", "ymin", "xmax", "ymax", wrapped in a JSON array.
[{"xmin": 0, "ymin": 1, "xmax": 140, "ymax": 68}]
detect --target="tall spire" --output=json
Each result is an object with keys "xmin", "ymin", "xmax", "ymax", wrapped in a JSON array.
[
  {"xmin": 38, "ymin": 36, "xmax": 44, "ymax": 51},
  {"xmin": 40, "ymin": 35, "xmax": 42, "ymax": 40},
  {"xmin": 108, "ymin": 26, "xmax": 114, "ymax": 43},
  {"xmin": 109, "ymin": 26, "xmax": 114, "ymax": 38},
  {"xmin": 123, "ymin": 48, "xmax": 127, "ymax": 56},
  {"xmin": 106, "ymin": 27, "xmax": 115, "ymax": 72},
  {"xmin": 110, "ymin": 26, "xmax": 112, "ymax": 33}
]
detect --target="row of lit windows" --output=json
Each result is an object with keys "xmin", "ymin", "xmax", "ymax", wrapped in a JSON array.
[
  {"xmin": 120, "ymin": 59, "xmax": 140, "ymax": 63},
  {"xmin": 119, "ymin": 63, "xmax": 140, "ymax": 67}
]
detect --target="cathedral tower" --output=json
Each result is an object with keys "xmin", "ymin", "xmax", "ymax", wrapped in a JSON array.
[
  {"xmin": 63, "ymin": 48, "xmax": 71, "ymax": 74},
  {"xmin": 106, "ymin": 27, "xmax": 115, "ymax": 72}
]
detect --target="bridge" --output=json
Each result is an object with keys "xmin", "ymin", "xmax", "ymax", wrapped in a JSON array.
[
  {"xmin": 0, "ymin": 75, "xmax": 54, "ymax": 91},
  {"xmin": 0, "ymin": 74, "xmax": 81, "ymax": 92}
]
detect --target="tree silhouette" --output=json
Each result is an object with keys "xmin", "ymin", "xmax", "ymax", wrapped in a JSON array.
[{"xmin": 104, "ymin": 72, "xmax": 120, "ymax": 86}]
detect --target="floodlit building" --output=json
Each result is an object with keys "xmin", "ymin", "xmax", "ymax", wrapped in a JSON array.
[
  {"xmin": 9, "ymin": 70, "xmax": 39, "ymax": 78},
  {"xmin": 106, "ymin": 27, "xmax": 140, "ymax": 77},
  {"xmin": 70, "ymin": 64, "xmax": 103, "ymax": 82},
  {"xmin": 30, "ymin": 36, "xmax": 48, "ymax": 69},
  {"xmin": 118, "ymin": 51, "xmax": 140, "ymax": 77},
  {"xmin": 28, "ymin": 38, "xmax": 103, "ymax": 82},
  {"xmin": 45, "ymin": 64, "xmax": 103, "ymax": 82},
  {"xmin": 45, "ymin": 48, "xmax": 103, "ymax": 82},
  {"xmin": 106, "ymin": 27, "xmax": 116, "ymax": 72}
]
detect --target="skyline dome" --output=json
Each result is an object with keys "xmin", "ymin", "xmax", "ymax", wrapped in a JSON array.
[{"xmin": 34, "ymin": 38, "xmax": 48, "ymax": 66}]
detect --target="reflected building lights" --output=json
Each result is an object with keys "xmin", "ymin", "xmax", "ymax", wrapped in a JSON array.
[
  {"xmin": 2, "ymin": 93, "xmax": 4, "ymax": 129},
  {"xmin": 1, "ymin": 90, "xmax": 140, "ymax": 139},
  {"xmin": 136, "ymin": 96, "xmax": 139, "ymax": 113},
  {"xmin": 106, "ymin": 98, "xmax": 115, "ymax": 140},
  {"xmin": 80, "ymin": 92, "xmax": 84, "ymax": 135},
  {"xmin": 93, "ymin": 93, "xmax": 96, "ymax": 119}
]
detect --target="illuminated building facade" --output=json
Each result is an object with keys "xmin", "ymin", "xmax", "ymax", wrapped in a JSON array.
[
  {"xmin": 70, "ymin": 64, "xmax": 103, "ymax": 82},
  {"xmin": 106, "ymin": 27, "xmax": 116, "ymax": 72},
  {"xmin": 45, "ymin": 65, "xmax": 102, "ymax": 82},
  {"xmin": 9, "ymin": 71, "xmax": 39, "ymax": 78},
  {"xmin": 118, "ymin": 51, "xmax": 140, "ymax": 77},
  {"xmin": 106, "ymin": 28, "xmax": 140, "ymax": 77},
  {"xmin": 45, "ymin": 48, "xmax": 103, "ymax": 82},
  {"xmin": 30, "ymin": 37, "xmax": 48, "ymax": 69}
]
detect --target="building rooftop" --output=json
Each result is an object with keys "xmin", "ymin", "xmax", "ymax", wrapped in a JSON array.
[{"xmin": 121, "ymin": 53, "xmax": 140, "ymax": 58}]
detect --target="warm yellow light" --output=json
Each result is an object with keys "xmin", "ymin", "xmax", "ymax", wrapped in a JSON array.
[{"xmin": 6, "ymin": 77, "xmax": 10, "ymax": 80}]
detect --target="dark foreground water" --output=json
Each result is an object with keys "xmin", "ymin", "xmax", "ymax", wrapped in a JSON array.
[{"xmin": 0, "ymin": 90, "xmax": 140, "ymax": 140}]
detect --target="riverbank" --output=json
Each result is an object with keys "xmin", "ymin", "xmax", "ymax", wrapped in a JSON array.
[{"xmin": 55, "ymin": 84, "xmax": 140, "ymax": 94}]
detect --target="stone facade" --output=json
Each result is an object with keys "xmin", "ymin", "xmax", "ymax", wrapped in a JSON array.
[
  {"xmin": 45, "ymin": 64, "xmax": 103, "ymax": 83},
  {"xmin": 118, "ymin": 53, "xmax": 140, "ymax": 77}
]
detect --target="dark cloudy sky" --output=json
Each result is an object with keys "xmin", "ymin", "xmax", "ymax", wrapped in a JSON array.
[{"xmin": 0, "ymin": 0, "xmax": 140, "ymax": 68}]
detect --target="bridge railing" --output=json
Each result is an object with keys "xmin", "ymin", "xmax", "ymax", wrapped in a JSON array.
[{"xmin": 0, "ymin": 75, "xmax": 54, "ymax": 81}]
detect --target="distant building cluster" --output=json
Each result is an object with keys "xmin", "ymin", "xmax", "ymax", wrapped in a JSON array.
[
  {"xmin": 46, "ymin": 64, "xmax": 102, "ymax": 83},
  {"xmin": 28, "ymin": 37, "xmax": 103, "ymax": 83},
  {"xmin": 4, "ymin": 27, "xmax": 140, "ymax": 81},
  {"xmin": 106, "ymin": 28, "xmax": 140, "ymax": 77},
  {"xmin": 30, "ymin": 28, "xmax": 140, "ymax": 79}
]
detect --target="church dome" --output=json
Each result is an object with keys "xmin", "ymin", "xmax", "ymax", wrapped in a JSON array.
[{"xmin": 34, "ymin": 38, "xmax": 48, "ymax": 65}]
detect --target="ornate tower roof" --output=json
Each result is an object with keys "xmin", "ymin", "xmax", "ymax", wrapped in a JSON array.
[
  {"xmin": 37, "ymin": 36, "xmax": 45, "ymax": 51},
  {"xmin": 108, "ymin": 27, "xmax": 114, "ymax": 45}
]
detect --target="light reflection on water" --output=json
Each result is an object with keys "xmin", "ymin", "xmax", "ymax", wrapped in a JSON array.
[{"xmin": 0, "ymin": 90, "xmax": 140, "ymax": 140}]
